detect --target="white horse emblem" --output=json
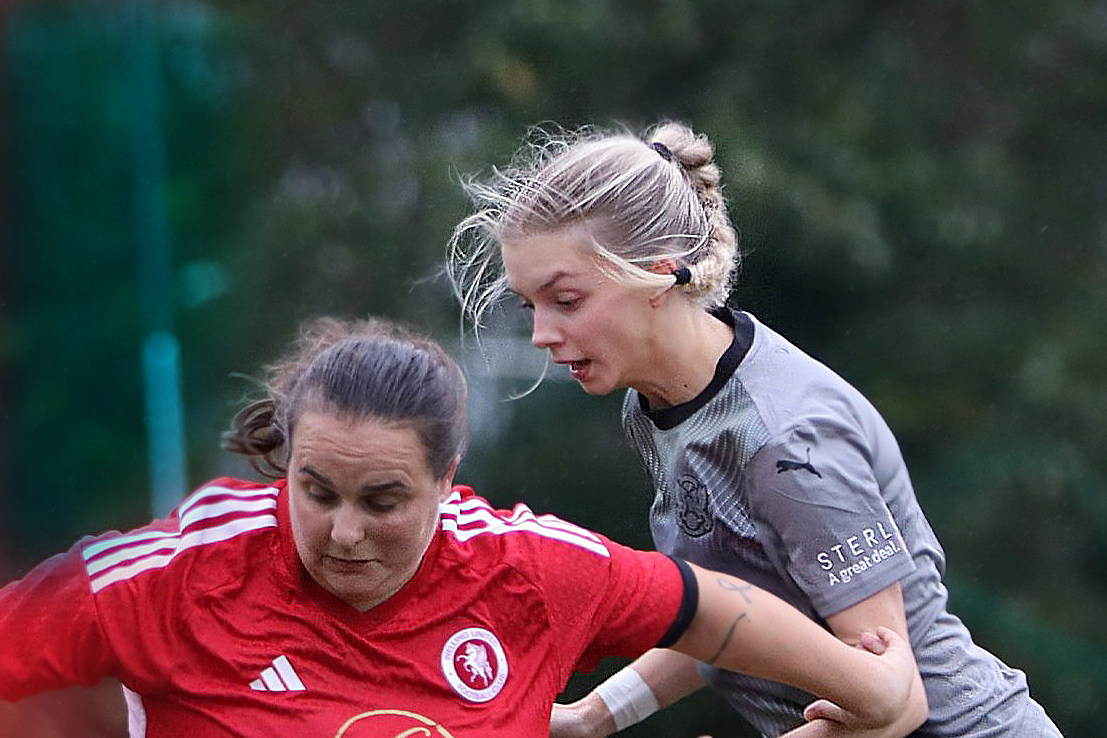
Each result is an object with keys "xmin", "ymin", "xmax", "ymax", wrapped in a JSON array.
[{"xmin": 459, "ymin": 642, "xmax": 494, "ymax": 686}]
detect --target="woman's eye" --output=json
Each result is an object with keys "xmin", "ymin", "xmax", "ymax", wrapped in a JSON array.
[
  {"xmin": 306, "ymin": 485, "xmax": 336, "ymax": 505},
  {"xmin": 364, "ymin": 498, "xmax": 400, "ymax": 513}
]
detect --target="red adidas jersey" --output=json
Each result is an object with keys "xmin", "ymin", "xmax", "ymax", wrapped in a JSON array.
[{"xmin": 0, "ymin": 478, "xmax": 689, "ymax": 737}]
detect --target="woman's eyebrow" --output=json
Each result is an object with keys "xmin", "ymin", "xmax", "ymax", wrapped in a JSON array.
[
  {"xmin": 537, "ymin": 271, "xmax": 572, "ymax": 293},
  {"xmin": 303, "ymin": 466, "xmax": 405, "ymax": 495},
  {"xmin": 301, "ymin": 466, "xmax": 334, "ymax": 489}
]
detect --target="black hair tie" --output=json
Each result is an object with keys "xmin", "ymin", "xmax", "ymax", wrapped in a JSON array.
[
  {"xmin": 672, "ymin": 267, "xmax": 692, "ymax": 285},
  {"xmin": 650, "ymin": 142, "xmax": 674, "ymax": 162}
]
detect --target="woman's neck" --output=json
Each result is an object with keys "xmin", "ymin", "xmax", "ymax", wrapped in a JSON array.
[{"xmin": 634, "ymin": 307, "xmax": 734, "ymax": 410}]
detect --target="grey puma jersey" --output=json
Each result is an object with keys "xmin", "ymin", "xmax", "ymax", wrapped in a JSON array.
[{"xmin": 622, "ymin": 309, "xmax": 1041, "ymax": 737}]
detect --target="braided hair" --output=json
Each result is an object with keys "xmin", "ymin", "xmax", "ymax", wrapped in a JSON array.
[{"xmin": 446, "ymin": 120, "xmax": 741, "ymax": 335}]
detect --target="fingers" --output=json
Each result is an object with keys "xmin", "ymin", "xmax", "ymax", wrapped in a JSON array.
[
  {"xmin": 802, "ymin": 699, "xmax": 852, "ymax": 725},
  {"xmin": 857, "ymin": 630, "xmax": 887, "ymax": 655},
  {"xmin": 858, "ymin": 626, "xmax": 907, "ymax": 655}
]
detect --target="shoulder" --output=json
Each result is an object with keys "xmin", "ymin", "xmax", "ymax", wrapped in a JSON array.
[
  {"xmin": 439, "ymin": 486, "xmax": 612, "ymax": 562},
  {"xmin": 437, "ymin": 487, "xmax": 685, "ymax": 610},
  {"xmin": 742, "ymin": 313, "xmax": 838, "ymax": 386},
  {"xmin": 741, "ymin": 314, "xmax": 881, "ymax": 430},
  {"xmin": 80, "ymin": 477, "xmax": 280, "ymax": 596},
  {"xmin": 439, "ymin": 487, "xmax": 684, "ymax": 602}
]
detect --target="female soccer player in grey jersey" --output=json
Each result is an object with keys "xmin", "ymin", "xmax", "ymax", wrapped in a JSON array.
[{"xmin": 446, "ymin": 121, "xmax": 1064, "ymax": 738}]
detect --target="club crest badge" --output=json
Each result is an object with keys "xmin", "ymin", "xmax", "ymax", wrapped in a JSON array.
[
  {"xmin": 675, "ymin": 474, "xmax": 714, "ymax": 537},
  {"xmin": 440, "ymin": 627, "xmax": 508, "ymax": 703}
]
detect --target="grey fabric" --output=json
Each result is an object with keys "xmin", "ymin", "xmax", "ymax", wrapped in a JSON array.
[{"xmin": 622, "ymin": 310, "xmax": 1061, "ymax": 737}]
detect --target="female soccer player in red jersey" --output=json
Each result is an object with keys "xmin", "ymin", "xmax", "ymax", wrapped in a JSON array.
[
  {"xmin": 0, "ymin": 316, "xmax": 923, "ymax": 737},
  {"xmin": 446, "ymin": 121, "xmax": 1063, "ymax": 738}
]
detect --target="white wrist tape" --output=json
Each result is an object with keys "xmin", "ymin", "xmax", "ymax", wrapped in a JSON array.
[{"xmin": 594, "ymin": 667, "xmax": 660, "ymax": 731}]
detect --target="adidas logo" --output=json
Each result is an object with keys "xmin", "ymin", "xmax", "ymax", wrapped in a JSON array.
[{"xmin": 249, "ymin": 655, "xmax": 306, "ymax": 692}]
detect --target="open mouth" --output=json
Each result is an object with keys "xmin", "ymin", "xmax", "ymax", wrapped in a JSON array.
[{"xmin": 568, "ymin": 359, "xmax": 591, "ymax": 381}]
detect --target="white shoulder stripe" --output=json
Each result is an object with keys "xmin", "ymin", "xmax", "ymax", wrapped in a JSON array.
[
  {"xmin": 89, "ymin": 514, "xmax": 277, "ymax": 593},
  {"xmin": 440, "ymin": 515, "xmax": 611, "ymax": 558},
  {"xmin": 83, "ymin": 482, "xmax": 280, "ymax": 593},
  {"xmin": 440, "ymin": 495, "xmax": 610, "ymax": 558},
  {"xmin": 176, "ymin": 482, "xmax": 279, "ymax": 518},
  {"xmin": 82, "ymin": 528, "xmax": 180, "ymax": 561},
  {"xmin": 179, "ymin": 495, "xmax": 277, "ymax": 532},
  {"xmin": 83, "ymin": 496, "xmax": 278, "ymax": 574},
  {"xmin": 82, "ymin": 485, "xmax": 278, "ymax": 562},
  {"xmin": 456, "ymin": 501, "xmax": 606, "ymax": 545}
]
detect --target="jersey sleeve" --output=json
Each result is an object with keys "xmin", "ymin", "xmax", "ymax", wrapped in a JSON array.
[
  {"xmin": 745, "ymin": 422, "xmax": 916, "ymax": 617},
  {"xmin": 0, "ymin": 505, "xmax": 210, "ymax": 701},
  {"xmin": 0, "ymin": 541, "xmax": 118, "ymax": 700},
  {"xmin": 523, "ymin": 518, "xmax": 694, "ymax": 674}
]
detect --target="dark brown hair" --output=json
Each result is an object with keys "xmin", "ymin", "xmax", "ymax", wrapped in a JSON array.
[{"xmin": 222, "ymin": 316, "xmax": 468, "ymax": 479}]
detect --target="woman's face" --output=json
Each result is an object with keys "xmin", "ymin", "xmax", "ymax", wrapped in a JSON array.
[
  {"xmin": 502, "ymin": 226, "xmax": 659, "ymax": 396},
  {"xmin": 287, "ymin": 410, "xmax": 455, "ymax": 611}
]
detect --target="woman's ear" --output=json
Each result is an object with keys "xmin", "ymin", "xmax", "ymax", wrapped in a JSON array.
[
  {"xmin": 648, "ymin": 257, "xmax": 678, "ymax": 276},
  {"xmin": 647, "ymin": 257, "xmax": 680, "ymax": 307}
]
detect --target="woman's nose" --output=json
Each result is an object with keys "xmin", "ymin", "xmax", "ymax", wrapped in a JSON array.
[
  {"xmin": 530, "ymin": 307, "xmax": 561, "ymax": 349},
  {"xmin": 330, "ymin": 504, "xmax": 365, "ymax": 547}
]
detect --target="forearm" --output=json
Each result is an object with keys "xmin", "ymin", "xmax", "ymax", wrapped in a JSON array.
[
  {"xmin": 620, "ymin": 649, "xmax": 704, "ymax": 709},
  {"xmin": 673, "ymin": 565, "xmax": 912, "ymax": 725},
  {"xmin": 786, "ymin": 671, "xmax": 928, "ymax": 738},
  {"xmin": 551, "ymin": 651, "xmax": 704, "ymax": 737}
]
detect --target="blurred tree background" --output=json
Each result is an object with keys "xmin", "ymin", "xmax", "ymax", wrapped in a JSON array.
[{"xmin": 1, "ymin": 0, "xmax": 1104, "ymax": 735}]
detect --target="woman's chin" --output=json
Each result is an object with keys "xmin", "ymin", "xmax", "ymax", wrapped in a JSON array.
[{"xmin": 575, "ymin": 374, "xmax": 617, "ymax": 396}]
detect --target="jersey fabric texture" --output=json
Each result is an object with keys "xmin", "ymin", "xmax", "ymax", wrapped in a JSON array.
[
  {"xmin": 623, "ymin": 308, "xmax": 1057, "ymax": 738},
  {"xmin": 0, "ymin": 478, "xmax": 694, "ymax": 737}
]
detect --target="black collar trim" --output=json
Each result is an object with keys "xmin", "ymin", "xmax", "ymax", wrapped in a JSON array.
[{"xmin": 638, "ymin": 307, "xmax": 754, "ymax": 430}]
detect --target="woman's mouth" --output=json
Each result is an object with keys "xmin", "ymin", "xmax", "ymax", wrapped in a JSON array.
[
  {"xmin": 323, "ymin": 555, "xmax": 372, "ymax": 573},
  {"xmin": 568, "ymin": 360, "xmax": 591, "ymax": 382}
]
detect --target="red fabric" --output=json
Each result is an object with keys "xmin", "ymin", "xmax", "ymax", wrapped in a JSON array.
[{"xmin": 0, "ymin": 479, "xmax": 685, "ymax": 737}]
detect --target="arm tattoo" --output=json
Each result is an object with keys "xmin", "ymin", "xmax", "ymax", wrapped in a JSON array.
[
  {"xmin": 705, "ymin": 577, "xmax": 754, "ymax": 664},
  {"xmin": 706, "ymin": 612, "xmax": 748, "ymax": 665},
  {"xmin": 717, "ymin": 576, "xmax": 754, "ymax": 604}
]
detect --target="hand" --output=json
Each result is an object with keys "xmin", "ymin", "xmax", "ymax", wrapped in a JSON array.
[
  {"xmin": 871, "ymin": 626, "xmax": 924, "ymax": 727},
  {"xmin": 550, "ymin": 698, "xmax": 615, "ymax": 738},
  {"xmin": 856, "ymin": 630, "xmax": 889, "ymax": 656},
  {"xmin": 788, "ymin": 628, "xmax": 927, "ymax": 738},
  {"xmin": 824, "ymin": 626, "xmax": 914, "ymax": 727},
  {"xmin": 550, "ymin": 702, "xmax": 590, "ymax": 738}
]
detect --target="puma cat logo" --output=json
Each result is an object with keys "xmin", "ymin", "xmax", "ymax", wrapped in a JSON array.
[{"xmin": 776, "ymin": 448, "xmax": 822, "ymax": 478}]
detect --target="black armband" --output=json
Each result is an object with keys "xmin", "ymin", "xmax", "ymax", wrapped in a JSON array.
[{"xmin": 656, "ymin": 557, "xmax": 698, "ymax": 648}]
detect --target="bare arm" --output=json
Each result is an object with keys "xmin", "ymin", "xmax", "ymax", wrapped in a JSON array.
[
  {"xmin": 618, "ymin": 649, "xmax": 705, "ymax": 710},
  {"xmin": 550, "ymin": 650, "xmax": 703, "ymax": 737},
  {"xmin": 670, "ymin": 565, "xmax": 924, "ymax": 732},
  {"xmin": 786, "ymin": 584, "xmax": 928, "ymax": 737},
  {"xmin": 551, "ymin": 568, "xmax": 925, "ymax": 738}
]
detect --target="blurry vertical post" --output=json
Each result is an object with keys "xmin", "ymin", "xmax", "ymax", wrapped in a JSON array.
[{"xmin": 128, "ymin": 0, "xmax": 187, "ymax": 518}]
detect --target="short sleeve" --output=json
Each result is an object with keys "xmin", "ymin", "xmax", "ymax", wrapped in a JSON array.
[
  {"xmin": 0, "ymin": 507, "xmax": 201, "ymax": 702},
  {"xmin": 531, "ymin": 526, "xmax": 690, "ymax": 674},
  {"xmin": 0, "ymin": 542, "xmax": 117, "ymax": 700},
  {"xmin": 746, "ymin": 422, "xmax": 915, "ymax": 617}
]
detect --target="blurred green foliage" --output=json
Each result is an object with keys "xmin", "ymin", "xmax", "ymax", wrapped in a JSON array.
[{"xmin": 2, "ymin": 0, "xmax": 1104, "ymax": 735}]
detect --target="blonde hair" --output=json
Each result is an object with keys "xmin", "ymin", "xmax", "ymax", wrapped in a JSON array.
[{"xmin": 446, "ymin": 121, "xmax": 740, "ymax": 334}]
